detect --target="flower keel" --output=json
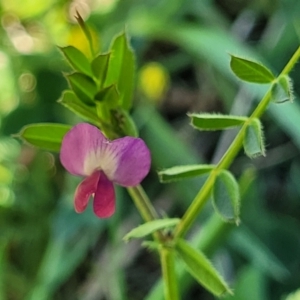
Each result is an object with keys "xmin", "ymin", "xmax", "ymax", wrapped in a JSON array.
[
  {"xmin": 74, "ymin": 171, "xmax": 100, "ymax": 213},
  {"xmin": 93, "ymin": 171, "xmax": 115, "ymax": 218}
]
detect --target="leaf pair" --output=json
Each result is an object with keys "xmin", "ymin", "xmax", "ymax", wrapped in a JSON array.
[
  {"xmin": 230, "ymin": 55, "xmax": 293, "ymax": 103},
  {"xmin": 175, "ymin": 238, "xmax": 232, "ymax": 297},
  {"xmin": 189, "ymin": 113, "xmax": 265, "ymax": 158},
  {"xmin": 124, "ymin": 221, "xmax": 232, "ymax": 297},
  {"xmin": 159, "ymin": 165, "xmax": 240, "ymax": 223}
]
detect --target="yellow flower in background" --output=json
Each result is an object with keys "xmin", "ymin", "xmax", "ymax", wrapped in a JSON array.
[{"xmin": 139, "ymin": 62, "xmax": 169, "ymax": 103}]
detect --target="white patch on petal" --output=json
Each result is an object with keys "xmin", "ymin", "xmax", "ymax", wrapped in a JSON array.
[
  {"xmin": 83, "ymin": 141, "xmax": 119, "ymax": 179},
  {"xmin": 83, "ymin": 149, "xmax": 101, "ymax": 175},
  {"xmin": 99, "ymin": 142, "xmax": 120, "ymax": 180}
]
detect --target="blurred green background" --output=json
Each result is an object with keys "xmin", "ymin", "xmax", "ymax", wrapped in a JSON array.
[{"xmin": 1, "ymin": 0, "xmax": 300, "ymax": 299}]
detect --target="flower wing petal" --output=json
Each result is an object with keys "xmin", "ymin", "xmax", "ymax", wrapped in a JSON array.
[
  {"xmin": 74, "ymin": 171, "xmax": 100, "ymax": 213},
  {"xmin": 93, "ymin": 171, "xmax": 115, "ymax": 218},
  {"xmin": 60, "ymin": 123, "xmax": 107, "ymax": 176},
  {"xmin": 104, "ymin": 137, "xmax": 151, "ymax": 186}
]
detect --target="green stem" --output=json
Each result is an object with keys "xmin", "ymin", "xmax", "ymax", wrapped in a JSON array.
[
  {"xmin": 127, "ymin": 185, "xmax": 165, "ymax": 241},
  {"xmin": 128, "ymin": 186, "xmax": 180, "ymax": 295},
  {"xmin": 127, "ymin": 185, "xmax": 159, "ymax": 222},
  {"xmin": 174, "ymin": 46, "xmax": 300, "ymax": 239},
  {"xmin": 281, "ymin": 46, "xmax": 300, "ymax": 76},
  {"xmin": 160, "ymin": 247, "xmax": 180, "ymax": 300}
]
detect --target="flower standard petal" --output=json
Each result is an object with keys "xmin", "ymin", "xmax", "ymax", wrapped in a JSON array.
[
  {"xmin": 60, "ymin": 123, "xmax": 107, "ymax": 176},
  {"xmin": 103, "ymin": 137, "xmax": 151, "ymax": 186},
  {"xmin": 74, "ymin": 171, "xmax": 101, "ymax": 213},
  {"xmin": 93, "ymin": 171, "xmax": 115, "ymax": 218}
]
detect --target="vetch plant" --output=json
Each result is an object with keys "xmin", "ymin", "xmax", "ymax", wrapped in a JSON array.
[{"xmin": 16, "ymin": 13, "xmax": 300, "ymax": 300}]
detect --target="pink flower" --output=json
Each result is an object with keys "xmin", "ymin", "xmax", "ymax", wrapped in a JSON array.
[{"xmin": 60, "ymin": 123, "xmax": 151, "ymax": 218}]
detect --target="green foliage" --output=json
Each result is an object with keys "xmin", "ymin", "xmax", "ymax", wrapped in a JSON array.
[
  {"xmin": 66, "ymin": 72, "xmax": 97, "ymax": 106},
  {"xmin": 111, "ymin": 108, "xmax": 139, "ymax": 137},
  {"xmin": 189, "ymin": 113, "xmax": 247, "ymax": 130},
  {"xmin": 158, "ymin": 164, "xmax": 214, "ymax": 182},
  {"xmin": 57, "ymin": 31, "xmax": 136, "ymax": 138},
  {"xmin": 74, "ymin": 11, "xmax": 96, "ymax": 57},
  {"xmin": 104, "ymin": 32, "xmax": 135, "ymax": 110},
  {"xmin": 243, "ymin": 119, "xmax": 266, "ymax": 158},
  {"xmin": 58, "ymin": 90, "xmax": 100, "ymax": 126},
  {"xmin": 59, "ymin": 46, "xmax": 92, "ymax": 76},
  {"xmin": 16, "ymin": 123, "xmax": 71, "ymax": 151},
  {"xmin": 212, "ymin": 170, "xmax": 240, "ymax": 223},
  {"xmin": 123, "ymin": 218, "xmax": 180, "ymax": 241},
  {"xmin": 94, "ymin": 84, "xmax": 119, "ymax": 104},
  {"xmin": 175, "ymin": 238, "xmax": 232, "ymax": 296},
  {"xmin": 230, "ymin": 55, "xmax": 275, "ymax": 83},
  {"xmin": 91, "ymin": 53, "xmax": 111, "ymax": 84},
  {"xmin": 271, "ymin": 75, "xmax": 294, "ymax": 103},
  {"xmin": 94, "ymin": 84, "xmax": 119, "ymax": 122}
]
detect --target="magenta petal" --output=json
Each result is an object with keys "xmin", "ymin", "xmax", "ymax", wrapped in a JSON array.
[
  {"xmin": 74, "ymin": 171, "xmax": 101, "ymax": 213},
  {"xmin": 105, "ymin": 137, "xmax": 151, "ymax": 186},
  {"xmin": 93, "ymin": 171, "xmax": 115, "ymax": 218},
  {"xmin": 60, "ymin": 123, "xmax": 107, "ymax": 176}
]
